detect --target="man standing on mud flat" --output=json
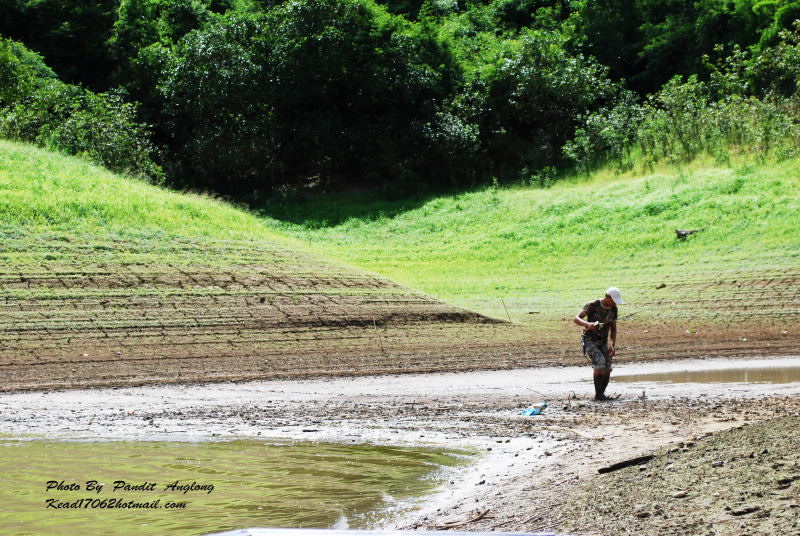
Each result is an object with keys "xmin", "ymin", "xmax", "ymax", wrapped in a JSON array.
[{"xmin": 573, "ymin": 287, "xmax": 624, "ymax": 401}]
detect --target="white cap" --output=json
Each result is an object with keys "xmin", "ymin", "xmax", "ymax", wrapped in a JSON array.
[{"xmin": 606, "ymin": 287, "xmax": 624, "ymax": 304}]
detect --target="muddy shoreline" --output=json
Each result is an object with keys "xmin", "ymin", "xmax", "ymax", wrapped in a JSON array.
[{"xmin": 2, "ymin": 356, "xmax": 800, "ymax": 534}]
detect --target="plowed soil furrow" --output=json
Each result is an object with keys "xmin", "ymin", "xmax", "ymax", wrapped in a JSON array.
[{"xmin": 2, "ymin": 232, "xmax": 799, "ymax": 391}]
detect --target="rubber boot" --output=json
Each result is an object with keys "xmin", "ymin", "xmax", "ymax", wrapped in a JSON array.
[
  {"xmin": 600, "ymin": 373, "xmax": 611, "ymax": 395},
  {"xmin": 593, "ymin": 374, "xmax": 605, "ymax": 399}
]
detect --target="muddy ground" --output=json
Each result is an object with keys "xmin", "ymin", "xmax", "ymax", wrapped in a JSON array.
[
  {"xmin": 548, "ymin": 415, "xmax": 800, "ymax": 536},
  {"xmin": 2, "ymin": 356, "xmax": 799, "ymax": 535}
]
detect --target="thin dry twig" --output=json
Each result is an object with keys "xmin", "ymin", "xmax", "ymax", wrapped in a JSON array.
[{"xmin": 433, "ymin": 508, "xmax": 492, "ymax": 530}]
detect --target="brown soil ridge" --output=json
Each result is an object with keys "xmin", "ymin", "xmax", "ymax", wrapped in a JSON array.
[
  {"xmin": 2, "ymin": 233, "xmax": 798, "ymax": 392},
  {"xmin": 0, "ymin": 234, "xmax": 519, "ymax": 391}
]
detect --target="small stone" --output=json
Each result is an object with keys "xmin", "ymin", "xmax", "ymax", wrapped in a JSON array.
[{"xmin": 673, "ymin": 491, "xmax": 688, "ymax": 498}]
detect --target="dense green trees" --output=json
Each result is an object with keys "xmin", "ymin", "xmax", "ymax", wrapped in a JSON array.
[
  {"xmin": 477, "ymin": 30, "xmax": 616, "ymax": 176},
  {"xmin": 155, "ymin": 0, "xmax": 470, "ymax": 195},
  {"xmin": 1, "ymin": 0, "xmax": 800, "ymax": 195},
  {"xmin": 0, "ymin": 0, "xmax": 118, "ymax": 89}
]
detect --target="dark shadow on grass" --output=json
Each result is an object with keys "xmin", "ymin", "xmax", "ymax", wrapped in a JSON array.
[
  {"xmin": 254, "ymin": 185, "xmax": 463, "ymax": 228},
  {"xmin": 254, "ymin": 165, "xmax": 573, "ymax": 228}
]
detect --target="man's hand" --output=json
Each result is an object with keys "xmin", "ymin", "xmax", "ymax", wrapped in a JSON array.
[
  {"xmin": 609, "ymin": 344, "xmax": 616, "ymax": 357},
  {"xmin": 585, "ymin": 321, "xmax": 599, "ymax": 331}
]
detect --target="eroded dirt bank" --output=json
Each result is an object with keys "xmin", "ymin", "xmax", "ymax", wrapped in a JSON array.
[
  {"xmin": 2, "ymin": 357, "xmax": 800, "ymax": 534},
  {"xmin": 548, "ymin": 415, "xmax": 800, "ymax": 536}
]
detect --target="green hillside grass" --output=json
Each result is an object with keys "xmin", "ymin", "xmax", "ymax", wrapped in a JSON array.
[
  {"xmin": 0, "ymin": 139, "xmax": 295, "ymax": 249},
  {"xmin": 261, "ymin": 159, "xmax": 800, "ymax": 323},
  {"xmin": 3, "ymin": 139, "xmax": 536, "ymax": 391},
  {"xmin": 3, "ymin": 137, "xmax": 798, "ymax": 331}
]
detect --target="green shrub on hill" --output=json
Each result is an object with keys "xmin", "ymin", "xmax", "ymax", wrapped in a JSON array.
[
  {"xmin": 0, "ymin": 38, "xmax": 56, "ymax": 106},
  {"xmin": 0, "ymin": 36, "xmax": 162, "ymax": 181},
  {"xmin": 0, "ymin": 0, "xmax": 118, "ymax": 90},
  {"xmin": 565, "ymin": 20, "xmax": 800, "ymax": 174}
]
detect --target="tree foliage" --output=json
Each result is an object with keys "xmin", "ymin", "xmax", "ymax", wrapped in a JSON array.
[
  {"xmin": 0, "ymin": 0, "xmax": 118, "ymax": 90},
  {"xmin": 3, "ymin": 0, "xmax": 800, "ymax": 195},
  {"xmin": 0, "ymin": 36, "xmax": 162, "ymax": 179},
  {"xmin": 156, "ymin": 0, "xmax": 471, "ymax": 195}
]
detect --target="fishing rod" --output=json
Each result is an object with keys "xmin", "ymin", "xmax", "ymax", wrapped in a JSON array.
[{"xmin": 617, "ymin": 301, "xmax": 668, "ymax": 321}]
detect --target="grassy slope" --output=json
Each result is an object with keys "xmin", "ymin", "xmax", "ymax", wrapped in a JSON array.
[
  {"xmin": 0, "ymin": 140, "xmax": 296, "ymax": 247},
  {"xmin": 263, "ymin": 160, "xmax": 800, "ymax": 324},
  {"xmin": 2, "ymin": 140, "xmax": 527, "ymax": 391}
]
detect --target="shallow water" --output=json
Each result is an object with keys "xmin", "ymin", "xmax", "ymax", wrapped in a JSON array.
[
  {"xmin": 614, "ymin": 366, "xmax": 800, "ymax": 384},
  {"xmin": 0, "ymin": 440, "xmax": 467, "ymax": 536}
]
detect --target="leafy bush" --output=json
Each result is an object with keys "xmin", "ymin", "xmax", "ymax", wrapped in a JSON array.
[
  {"xmin": 565, "ymin": 73, "xmax": 800, "ymax": 172},
  {"xmin": 0, "ymin": 37, "xmax": 56, "ymax": 106},
  {"xmin": 563, "ymin": 91, "xmax": 641, "ymax": 174},
  {"xmin": 1, "ymin": 37, "xmax": 162, "ymax": 180},
  {"xmin": 748, "ymin": 25, "xmax": 800, "ymax": 97},
  {"xmin": 1, "ymin": 81, "xmax": 163, "ymax": 180}
]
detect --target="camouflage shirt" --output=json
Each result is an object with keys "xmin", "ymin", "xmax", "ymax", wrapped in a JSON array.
[{"xmin": 581, "ymin": 299, "xmax": 617, "ymax": 343}]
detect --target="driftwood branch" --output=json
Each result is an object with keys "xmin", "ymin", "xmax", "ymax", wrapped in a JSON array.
[{"xmin": 598, "ymin": 455, "xmax": 654, "ymax": 474}]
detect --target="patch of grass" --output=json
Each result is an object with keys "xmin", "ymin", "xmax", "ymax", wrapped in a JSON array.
[
  {"xmin": 261, "ymin": 159, "xmax": 800, "ymax": 322},
  {"xmin": 0, "ymin": 139, "xmax": 296, "ymax": 249}
]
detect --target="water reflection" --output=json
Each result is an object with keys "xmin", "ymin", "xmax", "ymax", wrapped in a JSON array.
[
  {"xmin": 0, "ymin": 440, "xmax": 466, "ymax": 536},
  {"xmin": 614, "ymin": 366, "xmax": 800, "ymax": 384}
]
